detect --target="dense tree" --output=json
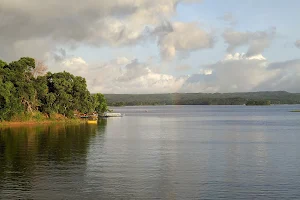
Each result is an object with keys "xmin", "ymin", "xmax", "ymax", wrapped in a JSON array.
[
  {"xmin": 0, "ymin": 79, "xmax": 22, "ymax": 121},
  {"xmin": 246, "ymin": 100, "xmax": 271, "ymax": 106},
  {"xmin": 0, "ymin": 57, "xmax": 108, "ymax": 121},
  {"xmin": 0, "ymin": 60, "xmax": 7, "ymax": 68},
  {"xmin": 93, "ymin": 93, "xmax": 108, "ymax": 114}
]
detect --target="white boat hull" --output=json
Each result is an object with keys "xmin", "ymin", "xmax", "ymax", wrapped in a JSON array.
[{"xmin": 101, "ymin": 113, "xmax": 123, "ymax": 117}]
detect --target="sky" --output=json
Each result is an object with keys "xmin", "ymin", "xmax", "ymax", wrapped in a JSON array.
[{"xmin": 1, "ymin": 0, "xmax": 300, "ymax": 93}]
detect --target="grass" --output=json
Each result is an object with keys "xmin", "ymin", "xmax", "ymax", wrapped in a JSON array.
[
  {"xmin": 0, "ymin": 112, "xmax": 86, "ymax": 127},
  {"xmin": 0, "ymin": 119, "xmax": 86, "ymax": 127},
  {"xmin": 290, "ymin": 110, "xmax": 300, "ymax": 112}
]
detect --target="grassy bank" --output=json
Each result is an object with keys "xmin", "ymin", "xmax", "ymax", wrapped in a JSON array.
[
  {"xmin": 0, "ymin": 119, "xmax": 86, "ymax": 128},
  {"xmin": 0, "ymin": 112, "xmax": 86, "ymax": 127}
]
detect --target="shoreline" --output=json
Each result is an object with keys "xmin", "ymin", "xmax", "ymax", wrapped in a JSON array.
[{"xmin": 0, "ymin": 119, "xmax": 86, "ymax": 128}]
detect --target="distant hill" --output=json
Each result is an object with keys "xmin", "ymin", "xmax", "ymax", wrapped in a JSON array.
[{"xmin": 104, "ymin": 91, "xmax": 300, "ymax": 106}]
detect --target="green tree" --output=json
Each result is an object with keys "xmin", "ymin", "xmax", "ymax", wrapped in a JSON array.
[
  {"xmin": 0, "ymin": 60, "xmax": 7, "ymax": 68},
  {"xmin": 93, "ymin": 93, "xmax": 108, "ymax": 114},
  {"xmin": 0, "ymin": 57, "xmax": 108, "ymax": 121},
  {"xmin": 5, "ymin": 57, "xmax": 37, "ymax": 112},
  {"xmin": 0, "ymin": 78, "xmax": 23, "ymax": 121},
  {"xmin": 72, "ymin": 76, "xmax": 94, "ymax": 113},
  {"xmin": 45, "ymin": 71, "xmax": 95, "ymax": 117}
]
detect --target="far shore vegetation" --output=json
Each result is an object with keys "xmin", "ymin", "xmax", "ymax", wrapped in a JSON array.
[
  {"xmin": 245, "ymin": 100, "xmax": 271, "ymax": 106},
  {"xmin": 0, "ymin": 57, "xmax": 108, "ymax": 124},
  {"xmin": 104, "ymin": 91, "xmax": 300, "ymax": 106}
]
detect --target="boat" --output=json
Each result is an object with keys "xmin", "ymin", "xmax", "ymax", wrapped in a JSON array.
[
  {"xmin": 100, "ymin": 112, "xmax": 124, "ymax": 117},
  {"xmin": 87, "ymin": 119, "xmax": 97, "ymax": 124},
  {"xmin": 87, "ymin": 114, "xmax": 98, "ymax": 124}
]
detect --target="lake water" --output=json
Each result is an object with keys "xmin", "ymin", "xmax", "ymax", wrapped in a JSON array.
[{"xmin": 1, "ymin": 105, "xmax": 300, "ymax": 199}]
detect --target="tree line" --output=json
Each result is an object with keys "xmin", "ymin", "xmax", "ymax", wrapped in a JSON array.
[
  {"xmin": 105, "ymin": 92, "xmax": 300, "ymax": 106},
  {"xmin": 245, "ymin": 100, "xmax": 271, "ymax": 106},
  {"xmin": 0, "ymin": 57, "xmax": 107, "ymax": 121}
]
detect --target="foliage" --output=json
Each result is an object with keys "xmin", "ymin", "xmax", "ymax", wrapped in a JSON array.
[
  {"xmin": 93, "ymin": 93, "xmax": 108, "ymax": 113},
  {"xmin": 245, "ymin": 100, "xmax": 271, "ymax": 106},
  {"xmin": 105, "ymin": 92, "xmax": 300, "ymax": 106},
  {"xmin": 0, "ymin": 57, "xmax": 107, "ymax": 121},
  {"xmin": 0, "ymin": 60, "xmax": 7, "ymax": 68}
]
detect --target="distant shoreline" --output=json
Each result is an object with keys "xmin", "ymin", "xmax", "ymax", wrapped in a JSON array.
[{"xmin": 104, "ymin": 91, "xmax": 300, "ymax": 106}]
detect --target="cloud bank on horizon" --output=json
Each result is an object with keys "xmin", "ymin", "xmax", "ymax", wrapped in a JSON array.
[{"xmin": 0, "ymin": 0, "xmax": 300, "ymax": 93}]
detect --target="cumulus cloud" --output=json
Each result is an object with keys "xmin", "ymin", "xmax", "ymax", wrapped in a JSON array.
[
  {"xmin": 158, "ymin": 22, "xmax": 214, "ymax": 60},
  {"xmin": 181, "ymin": 53, "xmax": 273, "ymax": 92},
  {"xmin": 90, "ymin": 59, "xmax": 187, "ymax": 93},
  {"xmin": 57, "ymin": 56, "xmax": 187, "ymax": 93},
  {"xmin": 223, "ymin": 53, "xmax": 266, "ymax": 61},
  {"xmin": 61, "ymin": 57, "xmax": 89, "ymax": 77},
  {"xmin": 223, "ymin": 28, "xmax": 276, "ymax": 56},
  {"xmin": 0, "ymin": 0, "xmax": 203, "ymax": 61},
  {"xmin": 295, "ymin": 40, "xmax": 300, "ymax": 49},
  {"xmin": 56, "ymin": 53, "xmax": 300, "ymax": 93},
  {"xmin": 255, "ymin": 59, "xmax": 300, "ymax": 92},
  {"xmin": 181, "ymin": 53, "xmax": 300, "ymax": 93}
]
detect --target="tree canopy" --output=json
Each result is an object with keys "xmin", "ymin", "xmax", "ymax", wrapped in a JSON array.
[
  {"xmin": 104, "ymin": 91, "xmax": 300, "ymax": 106},
  {"xmin": 0, "ymin": 57, "xmax": 107, "ymax": 121}
]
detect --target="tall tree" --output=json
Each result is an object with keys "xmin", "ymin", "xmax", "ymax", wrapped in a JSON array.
[
  {"xmin": 6, "ymin": 57, "xmax": 37, "ymax": 112},
  {"xmin": 94, "ymin": 93, "xmax": 108, "ymax": 114}
]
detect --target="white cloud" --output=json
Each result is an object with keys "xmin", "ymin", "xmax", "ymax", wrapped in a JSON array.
[
  {"xmin": 223, "ymin": 28, "xmax": 276, "ymax": 56},
  {"xmin": 255, "ymin": 59, "xmax": 300, "ymax": 92},
  {"xmin": 0, "ymin": 0, "xmax": 203, "ymax": 61},
  {"xmin": 61, "ymin": 57, "xmax": 89, "ymax": 77},
  {"xmin": 54, "ymin": 53, "xmax": 300, "ymax": 93},
  {"xmin": 90, "ymin": 61, "xmax": 187, "ymax": 94},
  {"xmin": 114, "ymin": 57, "xmax": 132, "ymax": 65},
  {"xmin": 223, "ymin": 53, "xmax": 266, "ymax": 61},
  {"xmin": 61, "ymin": 57, "xmax": 187, "ymax": 94},
  {"xmin": 181, "ymin": 54, "xmax": 300, "ymax": 93},
  {"xmin": 158, "ymin": 22, "xmax": 214, "ymax": 60},
  {"xmin": 199, "ymin": 69, "xmax": 213, "ymax": 75},
  {"xmin": 181, "ymin": 53, "xmax": 272, "ymax": 92}
]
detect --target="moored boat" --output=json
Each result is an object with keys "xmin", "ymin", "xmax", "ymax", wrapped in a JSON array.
[
  {"xmin": 87, "ymin": 119, "xmax": 97, "ymax": 124},
  {"xmin": 100, "ymin": 112, "xmax": 123, "ymax": 117}
]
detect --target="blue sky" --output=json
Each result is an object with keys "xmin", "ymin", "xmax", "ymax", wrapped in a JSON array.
[{"xmin": 1, "ymin": 0, "xmax": 300, "ymax": 93}]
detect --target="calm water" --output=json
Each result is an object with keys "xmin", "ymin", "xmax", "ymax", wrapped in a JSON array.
[{"xmin": 1, "ymin": 105, "xmax": 300, "ymax": 199}]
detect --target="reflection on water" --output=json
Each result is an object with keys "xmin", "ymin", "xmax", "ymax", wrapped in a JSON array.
[
  {"xmin": 1, "ymin": 106, "xmax": 300, "ymax": 199},
  {"xmin": 0, "ymin": 120, "xmax": 107, "ymax": 199}
]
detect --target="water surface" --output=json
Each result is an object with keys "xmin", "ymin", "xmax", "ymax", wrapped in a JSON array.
[{"xmin": 1, "ymin": 105, "xmax": 300, "ymax": 199}]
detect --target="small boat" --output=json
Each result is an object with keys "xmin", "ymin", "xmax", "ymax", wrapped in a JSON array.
[
  {"xmin": 87, "ymin": 119, "xmax": 97, "ymax": 124},
  {"xmin": 87, "ymin": 115, "xmax": 98, "ymax": 124},
  {"xmin": 100, "ymin": 112, "xmax": 123, "ymax": 117}
]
